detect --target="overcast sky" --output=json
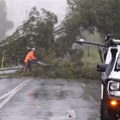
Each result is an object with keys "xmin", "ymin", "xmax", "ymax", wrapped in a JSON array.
[{"xmin": 4, "ymin": 0, "xmax": 67, "ymax": 35}]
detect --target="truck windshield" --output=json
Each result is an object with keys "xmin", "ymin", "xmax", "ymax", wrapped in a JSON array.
[{"xmin": 115, "ymin": 54, "xmax": 120, "ymax": 71}]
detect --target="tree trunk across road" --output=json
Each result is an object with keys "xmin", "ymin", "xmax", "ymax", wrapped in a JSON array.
[{"xmin": 0, "ymin": 77, "xmax": 100, "ymax": 120}]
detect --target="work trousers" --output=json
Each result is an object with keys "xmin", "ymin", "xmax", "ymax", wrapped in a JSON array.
[{"xmin": 24, "ymin": 59, "xmax": 33, "ymax": 72}]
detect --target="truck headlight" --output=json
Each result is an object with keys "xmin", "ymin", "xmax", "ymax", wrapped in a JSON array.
[
  {"xmin": 109, "ymin": 81, "xmax": 120, "ymax": 96},
  {"xmin": 110, "ymin": 82, "xmax": 120, "ymax": 91}
]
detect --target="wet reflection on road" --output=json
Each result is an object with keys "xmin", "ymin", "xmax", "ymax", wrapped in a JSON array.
[{"xmin": 0, "ymin": 78, "xmax": 100, "ymax": 120}]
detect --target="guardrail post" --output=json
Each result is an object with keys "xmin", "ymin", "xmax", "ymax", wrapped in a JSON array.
[{"xmin": 1, "ymin": 50, "xmax": 5, "ymax": 68}]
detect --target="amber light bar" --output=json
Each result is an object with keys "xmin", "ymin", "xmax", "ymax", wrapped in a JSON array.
[{"xmin": 110, "ymin": 100, "xmax": 118, "ymax": 106}]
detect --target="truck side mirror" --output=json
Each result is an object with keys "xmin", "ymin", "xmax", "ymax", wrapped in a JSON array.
[{"xmin": 97, "ymin": 64, "xmax": 108, "ymax": 72}]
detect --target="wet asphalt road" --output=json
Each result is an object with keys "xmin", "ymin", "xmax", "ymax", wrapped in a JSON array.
[{"xmin": 0, "ymin": 77, "xmax": 101, "ymax": 120}]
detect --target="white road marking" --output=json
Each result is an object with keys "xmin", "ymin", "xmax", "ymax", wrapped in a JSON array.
[
  {"xmin": 66, "ymin": 110, "xmax": 76, "ymax": 118},
  {"xmin": 50, "ymin": 110, "xmax": 76, "ymax": 120},
  {"xmin": 0, "ymin": 79, "xmax": 30, "ymax": 100},
  {"xmin": 0, "ymin": 79, "xmax": 32, "ymax": 109}
]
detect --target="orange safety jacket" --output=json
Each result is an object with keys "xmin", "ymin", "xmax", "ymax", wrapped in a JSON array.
[{"xmin": 24, "ymin": 51, "xmax": 35, "ymax": 63}]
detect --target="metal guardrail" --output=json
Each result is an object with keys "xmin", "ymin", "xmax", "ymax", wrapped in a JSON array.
[{"xmin": 0, "ymin": 66, "xmax": 23, "ymax": 71}]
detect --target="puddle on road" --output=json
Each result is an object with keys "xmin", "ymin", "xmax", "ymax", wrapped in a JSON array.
[
  {"xmin": 26, "ymin": 79, "xmax": 100, "ymax": 120},
  {"xmin": 0, "ymin": 78, "xmax": 100, "ymax": 120}
]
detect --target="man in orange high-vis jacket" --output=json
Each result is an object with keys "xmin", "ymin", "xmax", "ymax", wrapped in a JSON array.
[{"xmin": 24, "ymin": 48, "xmax": 36, "ymax": 72}]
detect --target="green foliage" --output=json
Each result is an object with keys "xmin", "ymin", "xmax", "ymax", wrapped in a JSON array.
[
  {"xmin": 49, "ymin": 0, "xmax": 120, "ymax": 79},
  {"xmin": 4, "ymin": 7, "xmax": 58, "ymax": 66},
  {"xmin": 1, "ymin": 3, "xmax": 105, "ymax": 79},
  {"xmin": 4, "ymin": 39, "xmax": 25, "ymax": 66},
  {"xmin": 66, "ymin": 0, "xmax": 120, "ymax": 35},
  {"xmin": 30, "ymin": 49, "xmax": 84, "ymax": 79}
]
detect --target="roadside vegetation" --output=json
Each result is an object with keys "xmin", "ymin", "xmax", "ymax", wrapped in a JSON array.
[{"xmin": 0, "ymin": 0, "xmax": 120, "ymax": 79}]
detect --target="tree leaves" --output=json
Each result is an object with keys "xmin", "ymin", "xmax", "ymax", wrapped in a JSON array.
[
  {"xmin": 4, "ymin": 7, "xmax": 58, "ymax": 66},
  {"xmin": 66, "ymin": 0, "xmax": 120, "ymax": 36}
]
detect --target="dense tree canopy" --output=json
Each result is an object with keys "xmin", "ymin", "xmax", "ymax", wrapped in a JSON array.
[
  {"xmin": 3, "ymin": 7, "xmax": 57, "ymax": 66},
  {"xmin": 66, "ymin": 0, "xmax": 120, "ymax": 36},
  {"xmin": 2, "ymin": 0, "xmax": 120, "ymax": 66},
  {"xmin": 54, "ymin": 0, "xmax": 120, "ymax": 57}
]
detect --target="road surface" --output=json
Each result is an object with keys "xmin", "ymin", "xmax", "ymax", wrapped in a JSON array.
[{"xmin": 0, "ymin": 77, "xmax": 100, "ymax": 120}]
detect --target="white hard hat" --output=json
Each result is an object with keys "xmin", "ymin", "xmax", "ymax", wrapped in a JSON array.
[{"xmin": 32, "ymin": 48, "xmax": 36, "ymax": 51}]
